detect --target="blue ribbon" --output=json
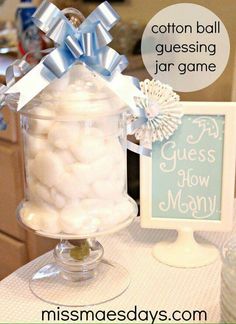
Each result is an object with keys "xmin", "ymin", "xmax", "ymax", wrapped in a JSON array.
[
  {"xmin": 2, "ymin": 0, "xmax": 144, "ymax": 113},
  {"xmin": 0, "ymin": 0, "xmax": 151, "ymax": 155}
]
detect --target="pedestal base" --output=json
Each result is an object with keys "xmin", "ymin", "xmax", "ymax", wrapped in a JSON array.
[
  {"xmin": 152, "ymin": 228, "xmax": 219, "ymax": 268},
  {"xmin": 30, "ymin": 260, "xmax": 130, "ymax": 306}
]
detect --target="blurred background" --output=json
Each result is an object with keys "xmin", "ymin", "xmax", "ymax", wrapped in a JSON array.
[{"xmin": 0, "ymin": 0, "xmax": 235, "ymax": 279}]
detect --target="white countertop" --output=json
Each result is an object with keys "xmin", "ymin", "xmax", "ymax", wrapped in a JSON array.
[{"xmin": 0, "ymin": 216, "xmax": 235, "ymax": 323}]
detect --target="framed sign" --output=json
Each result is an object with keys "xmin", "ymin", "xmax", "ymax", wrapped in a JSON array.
[{"xmin": 141, "ymin": 102, "xmax": 236, "ymax": 232}]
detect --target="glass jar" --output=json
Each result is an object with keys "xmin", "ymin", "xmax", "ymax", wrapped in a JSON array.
[
  {"xmin": 18, "ymin": 64, "xmax": 137, "ymax": 239},
  {"xmin": 16, "ymin": 64, "xmax": 138, "ymax": 306}
]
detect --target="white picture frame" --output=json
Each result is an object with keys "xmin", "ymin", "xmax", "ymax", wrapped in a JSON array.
[{"xmin": 140, "ymin": 102, "xmax": 236, "ymax": 232}]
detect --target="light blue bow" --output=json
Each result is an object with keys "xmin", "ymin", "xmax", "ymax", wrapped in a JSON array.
[
  {"xmin": 3, "ymin": 0, "xmax": 145, "ymax": 116},
  {"xmin": 0, "ymin": 0, "xmax": 151, "ymax": 156}
]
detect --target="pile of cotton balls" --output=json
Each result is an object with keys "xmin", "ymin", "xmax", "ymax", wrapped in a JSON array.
[{"xmin": 20, "ymin": 107, "xmax": 135, "ymax": 236}]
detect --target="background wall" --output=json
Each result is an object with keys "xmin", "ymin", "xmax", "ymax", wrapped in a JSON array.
[{"xmin": 0, "ymin": 0, "xmax": 19, "ymax": 20}]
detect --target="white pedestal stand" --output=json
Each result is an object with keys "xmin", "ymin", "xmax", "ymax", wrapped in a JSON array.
[{"xmin": 152, "ymin": 227, "xmax": 219, "ymax": 268}]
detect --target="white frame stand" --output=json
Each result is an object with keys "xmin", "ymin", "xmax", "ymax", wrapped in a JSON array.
[
  {"xmin": 140, "ymin": 101, "xmax": 236, "ymax": 269},
  {"xmin": 152, "ymin": 227, "xmax": 219, "ymax": 268}
]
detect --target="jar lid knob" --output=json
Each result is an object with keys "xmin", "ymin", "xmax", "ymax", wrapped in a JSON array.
[{"xmin": 62, "ymin": 7, "xmax": 85, "ymax": 29}]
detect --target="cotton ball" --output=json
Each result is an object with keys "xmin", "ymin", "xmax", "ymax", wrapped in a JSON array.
[
  {"xmin": 70, "ymin": 128, "xmax": 106, "ymax": 163},
  {"xmin": 115, "ymin": 198, "xmax": 136, "ymax": 221},
  {"xmin": 48, "ymin": 122, "xmax": 80, "ymax": 149},
  {"xmin": 70, "ymin": 154, "xmax": 114, "ymax": 185},
  {"xmin": 90, "ymin": 155, "xmax": 115, "ymax": 180},
  {"xmin": 54, "ymin": 149, "xmax": 76, "ymax": 165},
  {"xmin": 99, "ymin": 213, "xmax": 119, "ymax": 230},
  {"xmin": 40, "ymin": 209, "xmax": 61, "ymax": 234},
  {"xmin": 80, "ymin": 198, "xmax": 113, "ymax": 213},
  {"xmin": 108, "ymin": 162, "xmax": 126, "ymax": 183},
  {"xmin": 79, "ymin": 217, "xmax": 100, "ymax": 235},
  {"xmin": 50, "ymin": 188, "xmax": 66, "ymax": 209},
  {"xmin": 80, "ymin": 199, "xmax": 113, "ymax": 225},
  {"xmin": 80, "ymin": 198, "xmax": 114, "ymax": 215},
  {"xmin": 28, "ymin": 107, "xmax": 55, "ymax": 135},
  {"xmin": 20, "ymin": 202, "xmax": 41, "ymax": 231},
  {"xmin": 31, "ymin": 151, "xmax": 64, "ymax": 187},
  {"xmin": 92, "ymin": 179, "xmax": 124, "ymax": 200},
  {"xmin": 95, "ymin": 115, "xmax": 120, "ymax": 136},
  {"xmin": 96, "ymin": 198, "xmax": 135, "ymax": 230},
  {"xmin": 60, "ymin": 203, "xmax": 99, "ymax": 235},
  {"xmin": 33, "ymin": 181, "xmax": 52, "ymax": 205},
  {"xmin": 55, "ymin": 171, "xmax": 89, "ymax": 198},
  {"xmin": 26, "ymin": 133, "xmax": 51, "ymax": 158},
  {"xmin": 61, "ymin": 216, "xmax": 99, "ymax": 235},
  {"xmin": 69, "ymin": 163, "xmax": 94, "ymax": 185},
  {"xmin": 106, "ymin": 138, "xmax": 125, "ymax": 164},
  {"xmin": 98, "ymin": 208, "xmax": 126, "ymax": 230},
  {"xmin": 21, "ymin": 202, "xmax": 61, "ymax": 234}
]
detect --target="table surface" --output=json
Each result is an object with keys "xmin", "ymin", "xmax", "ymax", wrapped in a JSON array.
[{"xmin": 0, "ymin": 214, "xmax": 236, "ymax": 323}]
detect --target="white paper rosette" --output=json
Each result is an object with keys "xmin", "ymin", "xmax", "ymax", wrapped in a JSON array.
[{"xmin": 133, "ymin": 79, "xmax": 182, "ymax": 144}]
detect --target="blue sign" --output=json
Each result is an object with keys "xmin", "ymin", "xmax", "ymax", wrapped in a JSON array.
[{"xmin": 152, "ymin": 114, "xmax": 225, "ymax": 221}]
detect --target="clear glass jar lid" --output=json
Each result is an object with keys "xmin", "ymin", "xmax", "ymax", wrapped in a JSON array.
[{"xmin": 21, "ymin": 63, "xmax": 126, "ymax": 120}]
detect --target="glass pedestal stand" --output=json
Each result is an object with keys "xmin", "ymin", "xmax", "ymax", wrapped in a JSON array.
[
  {"xmin": 29, "ymin": 239, "xmax": 130, "ymax": 306},
  {"xmin": 17, "ymin": 203, "xmax": 136, "ymax": 307}
]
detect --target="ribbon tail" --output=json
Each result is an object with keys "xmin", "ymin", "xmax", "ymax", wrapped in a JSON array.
[
  {"xmin": 6, "ymin": 62, "xmax": 56, "ymax": 111},
  {"xmin": 127, "ymin": 140, "xmax": 152, "ymax": 157}
]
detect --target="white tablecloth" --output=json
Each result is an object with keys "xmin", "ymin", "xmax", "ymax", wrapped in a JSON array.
[{"xmin": 0, "ymin": 216, "xmax": 235, "ymax": 323}]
